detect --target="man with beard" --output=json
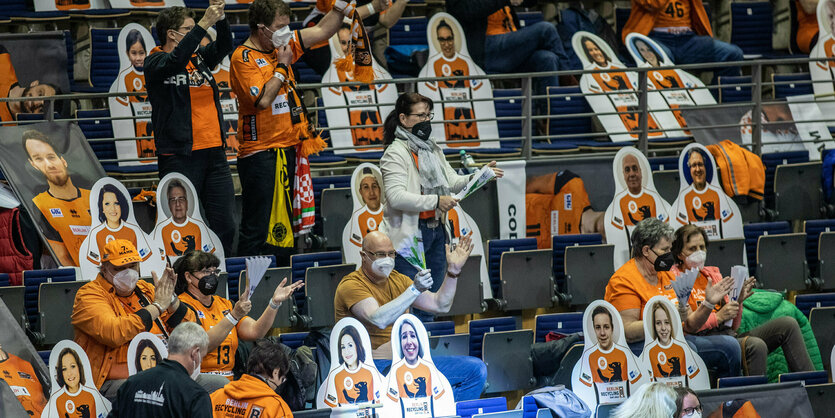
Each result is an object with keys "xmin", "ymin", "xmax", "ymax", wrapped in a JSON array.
[{"xmin": 24, "ymin": 130, "xmax": 91, "ymax": 266}]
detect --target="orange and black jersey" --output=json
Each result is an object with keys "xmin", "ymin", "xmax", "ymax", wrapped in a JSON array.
[
  {"xmin": 0, "ymin": 353, "xmax": 46, "ymax": 417},
  {"xmin": 145, "ymin": 20, "xmax": 233, "ymax": 156},
  {"xmin": 32, "ymin": 187, "xmax": 92, "ymax": 267},
  {"xmin": 0, "ymin": 45, "xmax": 19, "ymax": 123}
]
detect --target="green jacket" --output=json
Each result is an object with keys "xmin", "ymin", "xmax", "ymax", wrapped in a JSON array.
[{"xmin": 738, "ymin": 290, "xmax": 823, "ymax": 382}]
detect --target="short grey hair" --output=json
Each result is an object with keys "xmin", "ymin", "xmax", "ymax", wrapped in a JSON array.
[
  {"xmin": 631, "ymin": 218, "xmax": 674, "ymax": 259},
  {"xmin": 611, "ymin": 382, "xmax": 676, "ymax": 418},
  {"xmin": 167, "ymin": 322, "xmax": 208, "ymax": 355}
]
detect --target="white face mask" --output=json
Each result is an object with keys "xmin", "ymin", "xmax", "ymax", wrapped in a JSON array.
[
  {"xmin": 190, "ymin": 351, "xmax": 201, "ymax": 380},
  {"xmin": 112, "ymin": 268, "xmax": 139, "ymax": 294},
  {"xmin": 688, "ymin": 413, "xmax": 702, "ymax": 418},
  {"xmin": 685, "ymin": 250, "xmax": 707, "ymax": 270},
  {"xmin": 271, "ymin": 26, "xmax": 292, "ymax": 48},
  {"xmin": 370, "ymin": 256, "xmax": 395, "ymax": 278}
]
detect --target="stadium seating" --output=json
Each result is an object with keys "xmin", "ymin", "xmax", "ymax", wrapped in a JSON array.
[
  {"xmin": 424, "ymin": 321, "xmax": 456, "ymax": 337},
  {"xmin": 729, "ymin": 2, "xmax": 774, "ymax": 57},
  {"xmin": 534, "ymin": 312, "xmax": 583, "ymax": 343},
  {"xmin": 538, "ymin": 86, "xmax": 589, "ymax": 153},
  {"xmin": 0, "ymin": 285, "xmax": 25, "ymax": 329},
  {"xmin": 278, "ymin": 332, "xmax": 309, "ymax": 350},
  {"xmin": 743, "ymin": 221, "xmax": 791, "ymax": 276},
  {"xmin": 717, "ymin": 375, "xmax": 768, "ymax": 388},
  {"xmin": 717, "ymin": 75, "xmax": 752, "ymax": 103},
  {"xmin": 468, "ymin": 317, "xmax": 516, "ymax": 358},
  {"xmin": 290, "ymin": 251, "xmax": 342, "ymax": 312},
  {"xmin": 498, "ymin": 249, "xmax": 554, "ymax": 311},
  {"xmin": 456, "ymin": 397, "xmax": 508, "ymax": 418},
  {"xmin": 482, "ymin": 88, "xmax": 524, "ymax": 155},
  {"xmin": 88, "ymin": 28, "xmax": 123, "ymax": 91},
  {"xmin": 485, "ymin": 238, "xmax": 538, "ymax": 300},
  {"xmin": 39, "ymin": 281, "xmax": 84, "ymax": 345},
  {"xmin": 795, "ymin": 293, "xmax": 835, "ymax": 317},
  {"xmin": 804, "ymin": 220, "xmax": 835, "ymax": 278},
  {"xmin": 772, "ymin": 73, "xmax": 814, "ymax": 99},
  {"xmin": 762, "ymin": 150, "xmax": 810, "ymax": 209},
  {"xmin": 820, "ymin": 232, "xmax": 835, "ymax": 287},
  {"xmin": 809, "ymin": 306, "xmax": 835, "ymax": 372},
  {"xmin": 552, "ymin": 233, "xmax": 603, "ymax": 296},
  {"xmin": 225, "ymin": 256, "xmax": 277, "ymax": 303},
  {"xmin": 773, "ymin": 161, "xmax": 822, "ymax": 222},
  {"xmin": 516, "ymin": 12, "xmax": 544, "ymax": 29},
  {"xmin": 22, "ymin": 268, "xmax": 78, "ymax": 332},
  {"xmin": 778, "ymin": 370, "xmax": 829, "ymax": 385},
  {"xmin": 301, "ymin": 263, "xmax": 355, "ymax": 328}
]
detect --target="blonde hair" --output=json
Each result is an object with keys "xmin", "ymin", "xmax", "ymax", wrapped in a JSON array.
[{"xmin": 611, "ymin": 382, "xmax": 676, "ymax": 418}]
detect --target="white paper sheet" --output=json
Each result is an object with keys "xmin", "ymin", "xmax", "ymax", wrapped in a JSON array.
[
  {"xmin": 452, "ymin": 165, "xmax": 495, "ymax": 200},
  {"xmin": 246, "ymin": 256, "xmax": 272, "ymax": 296}
]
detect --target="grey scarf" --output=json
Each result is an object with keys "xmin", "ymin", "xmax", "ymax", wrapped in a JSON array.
[{"xmin": 394, "ymin": 125, "xmax": 450, "ymax": 197}]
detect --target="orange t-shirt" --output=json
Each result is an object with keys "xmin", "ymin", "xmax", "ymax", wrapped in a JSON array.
[
  {"xmin": 590, "ymin": 71, "xmax": 663, "ymax": 138},
  {"xmin": 681, "ymin": 187, "xmax": 722, "ymax": 222},
  {"xmin": 94, "ymin": 224, "xmax": 140, "ymax": 258},
  {"xmin": 653, "ymin": 0, "xmax": 693, "ymax": 29},
  {"xmin": 325, "ymin": 364, "xmax": 379, "ymax": 406},
  {"xmin": 387, "ymin": 360, "xmax": 444, "ymax": 400},
  {"xmin": 486, "ymin": 7, "xmax": 517, "ymax": 36},
  {"xmin": 230, "ymin": 34, "xmax": 306, "ymax": 157},
  {"xmin": 0, "ymin": 49, "xmax": 18, "ymax": 123},
  {"xmin": 52, "ymin": 389, "xmax": 97, "ymax": 417},
  {"xmin": 604, "ymin": 259, "xmax": 678, "ymax": 318},
  {"xmin": 106, "ymin": 290, "xmax": 168, "ymax": 380},
  {"xmin": 647, "ymin": 343, "xmax": 687, "ymax": 379},
  {"xmin": 32, "ymin": 188, "xmax": 92, "ymax": 267},
  {"xmin": 349, "ymin": 207, "xmax": 384, "ymax": 246},
  {"xmin": 430, "ymin": 57, "xmax": 480, "ymax": 145},
  {"xmin": 0, "ymin": 354, "xmax": 46, "ymax": 417},
  {"xmin": 795, "ymin": 1, "xmax": 818, "ymax": 53},
  {"xmin": 161, "ymin": 219, "xmax": 213, "ymax": 257},
  {"xmin": 327, "ymin": 70, "xmax": 387, "ymax": 147},
  {"xmin": 618, "ymin": 192, "xmax": 660, "ymax": 227},
  {"xmin": 54, "ymin": 0, "xmax": 91, "ymax": 10},
  {"xmin": 180, "ymin": 292, "xmax": 242, "ymax": 379},
  {"xmin": 586, "ymin": 347, "xmax": 630, "ymax": 383}
]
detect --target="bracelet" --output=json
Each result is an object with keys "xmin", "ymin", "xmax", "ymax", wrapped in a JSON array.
[
  {"xmin": 151, "ymin": 302, "xmax": 165, "ymax": 315},
  {"xmin": 366, "ymin": 2, "xmax": 375, "ymax": 14},
  {"xmin": 408, "ymin": 284, "xmax": 422, "ymax": 296},
  {"xmin": 225, "ymin": 312, "xmax": 239, "ymax": 326},
  {"xmin": 446, "ymin": 270, "xmax": 461, "ymax": 279},
  {"xmin": 269, "ymin": 299, "xmax": 280, "ymax": 310}
]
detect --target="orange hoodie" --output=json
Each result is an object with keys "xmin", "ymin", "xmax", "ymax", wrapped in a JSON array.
[
  {"xmin": 210, "ymin": 374, "xmax": 294, "ymax": 418},
  {"xmin": 622, "ymin": 0, "xmax": 712, "ymax": 42}
]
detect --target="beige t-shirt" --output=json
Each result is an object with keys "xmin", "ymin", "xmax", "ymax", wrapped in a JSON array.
[{"xmin": 334, "ymin": 269, "xmax": 412, "ymax": 349}]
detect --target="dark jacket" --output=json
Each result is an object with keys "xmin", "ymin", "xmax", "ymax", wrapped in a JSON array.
[
  {"xmin": 108, "ymin": 359, "xmax": 212, "ymax": 418},
  {"xmin": 446, "ymin": 0, "xmax": 535, "ymax": 68},
  {"xmin": 144, "ymin": 19, "xmax": 233, "ymax": 156}
]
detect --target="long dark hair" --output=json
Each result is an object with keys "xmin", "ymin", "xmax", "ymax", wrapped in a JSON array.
[
  {"xmin": 382, "ymin": 92, "xmax": 434, "ymax": 146},
  {"xmin": 134, "ymin": 339, "xmax": 161, "ymax": 372},
  {"xmin": 337, "ymin": 325, "xmax": 366, "ymax": 366},
  {"xmin": 55, "ymin": 347, "xmax": 86, "ymax": 389},
  {"xmin": 125, "ymin": 29, "xmax": 146, "ymax": 54},
  {"xmin": 581, "ymin": 36, "xmax": 610, "ymax": 66},
  {"xmin": 98, "ymin": 183, "xmax": 129, "ymax": 223},
  {"xmin": 399, "ymin": 319, "xmax": 423, "ymax": 359}
]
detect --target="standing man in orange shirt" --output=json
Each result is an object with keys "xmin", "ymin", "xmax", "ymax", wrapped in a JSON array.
[
  {"xmin": 230, "ymin": 0, "xmax": 352, "ymax": 262},
  {"xmin": 145, "ymin": 0, "xmax": 236, "ymax": 256}
]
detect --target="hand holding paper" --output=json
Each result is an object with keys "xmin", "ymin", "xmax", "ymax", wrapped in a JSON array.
[
  {"xmin": 245, "ymin": 256, "xmax": 272, "ymax": 295},
  {"xmin": 453, "ymin": 165, "xmax": 496, "ymax": 200},
  {"xmin": 671, "ymin": 267, "xmax": 699, "ymax": 307},
  {"xmin": 729, "ymin": 265, "xmax": 748, "ymax": 301}
]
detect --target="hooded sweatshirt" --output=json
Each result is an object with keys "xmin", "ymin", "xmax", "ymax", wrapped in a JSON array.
[{"xmin": 210, "ymin": 374, "xmax": 293, "ymax": 417}]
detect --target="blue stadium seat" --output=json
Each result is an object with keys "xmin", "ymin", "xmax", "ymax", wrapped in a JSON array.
[
  {"xmin": 534, "ymin": 312, "xmax": 583, "ymax": 343},
  {"xmin": 22, "ymin": 268, "xmax": 77, "ymax": 331},
  {"xmin": 469, "ymin": 88, "xmax": 523, "ymax": 156},
  {"xmin": 456, "ymin": 397, "xmax": 507, "ymax": 418},
  {"xmin": 76, "ymin": 109, "xmax": 158, "ymax": 174},
  {"xmin": 389, "ymin": 16, "xmax": 429, "ymax": 46},
  {"xmin": 803, "ymin": 220, "xmax": 835, "ymax": 277},
  {"xmin": 762, "ymin": 150, "xmax": 809, "ymax": 209},
  {"xmin": 718, "ymin": 76, "xmax": 752, "ymax": 103},
  {"xmin": 649, "ymin": 156, "xmax": 679, "ymax": 172},
  {"xmin": 717, "ymin": 375, "xmax": 768, "ymax": 388},
  {"xmin": 778, "ymin": 370, "xmax": 829, "ymax": 385},
  {"xmin": 520, "ymin": 396, "xmax": 538, "ymax": 418},
  {"xmin": 468, "ymin": 317, "xmax": 516, "ymax": 358},
  {"xmin": 794, "ymin": 293, "xmax": 835, "ymax": 318},
  {"xmin": 311, "ymin": 174, "xmax": 351, "ymax": 236},
  {"xmin": 730, "ymin": 2, "xmax": 774, "ymax": 57},
  {"xmin": 552, "ymin": 234, "xmax": 603, "ymax": 293},
  {"xmin": 88, "ymin": 28, "xmax": 123, "ymax": 92},
  {"xmin": 230, "ymin": 24, "xmax": 250, "ymax": 48},
  {"xmin": 423, "ymin": 321, "xmax": 455, "ymax": 337},
  {"xmin": 290, "ymin": 251, "xmax": 342, "ymax": 312},
  {"xmin": 485, "ymin": 238, "xmax": 537, "ymax": 298},
  {"xmin": 225, "ymin": 256, "xmax": 277, "ymax": 303},
  {"xmin": 538, "ymin": 86, "xmax": 590, "ymax": 152},
  {"xmin": 743, "ymin": 221, "xmax": 791, "ymax": 276},
  {"xmin": 38, "ymin": 350, "xmax": 50, "ymax": 365},
  {"xmin": 516, "ymin": 12, "xmax": 544, "ymax": 29},
  {"xmin": 773, "ymin": 73, "xmax": 814, "ymax": 99},
  {"xmin": 278, "ymin": 332, "xmax": 309, "ymax": 350},
  {"xmin": 0, "ymin": 273, "xmax": 9, "ymax": 287}
]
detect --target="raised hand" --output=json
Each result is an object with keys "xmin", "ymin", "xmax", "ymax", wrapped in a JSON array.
[
  {"xmin": 152, "ymin": 267, "xmax": 176, "ymax": 311},
  {"xmin": 446, "ymin": 234, "xmax": 474, "ymax": 275},
  {"xmin": 413, "ymin": 269, "xmax": 433, "ymax": 292},
  {"xmin": 232, "ymin": 286, "xmax": 252, "ymax": 320},
  {"xmin": 704, "ymin": 276, "xmax": 733, "ymax": 306},
  {"xmin": 738, "ymin": 276, "xmax": 757, "ymax": 303},
  {"xmin": 199, "ymin": 4, "xmax": 225, "ymax": 28},
  {"xmin": 487, "ymin": 161, "xmax": 504, "ymax": 178},
  {"xmin": 271, "ymin": 277, "xmax": 305, "ymax": 307}
]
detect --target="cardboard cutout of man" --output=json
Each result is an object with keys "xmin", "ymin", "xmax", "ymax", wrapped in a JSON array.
[
  {"xmin": 317, "ymin": 317, "xmax": 385, "ymax": 412},
  {"xmin": 42, "ymin": 340, "xmax": 111, "ymax": 418},
  {"xmin": 0, "ymin": 343, "xmax": 47, "ymax": 417},
  {"xmin": 572, "ymin": 31, "xmax": 678, "ymax": 142},
  {"xmin": 639, "ymin": 296, "xmax": 709, "ymax": 389},
  {"xmin": 126, "ymin": 332, "xmax": 168, "ymax": 376},
  {"xmin": 417, "ymin": 13, "xmax": 498, "ymax": 149},
  {"xmin": 572, "ymin": 300, "xmax": 647, "ymax": 410},
  {"xmin": 382, "ymin": 314, "xmax": 455, "ymax": 417},
  {"xmin": 109, "ymin": 24, "xmax": 157, "ymax": 167},
  {"xmin": 625, "ymin": 33, "xmax": 716, "ymax": 134},
  {"xmin": 151, "ymin": 172, "xmax": 225, "ymax": 270},
  {"xmin": 604, "ymin": 147, "xmax": 671, "ymax": 268},
  {"xmin": 322, "ymin": 23, "xmax": 397, "ymax": 155},
  {"xmin": 79, "ymin": 177, "xmax": 164, "ymax": 278},
  {"xmin": 668, "ymin": 144, "xmax": 744, "ymax": 240},
  {"xmin": 344, "ymin": 163, "xmax": 386, "ymax": 267}
]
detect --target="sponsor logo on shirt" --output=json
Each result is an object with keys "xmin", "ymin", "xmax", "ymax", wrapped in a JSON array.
[
  {"xmin": 89, "ymin": 251, "xmax": 100, "ymax": 261},
  {"xmin": 49, "ymin": 208, "xmax": 63, "ymax": 217},
  {"xmin": 70, "ymin": 225, "xmax": 91, "ymax": 236},
  {"xmin": 564, "ymin": 193, "xmax": 572, "ymax": 210},
  {"xmin": 139, "ymin": 248, "xmax": 148, "ymax": 257},
  {"xmin": 250, "ymin": 86, "xmax": 260, "ymax": 96},
  {"xmin": 629, "ymin": 370, "xmax": 638, "ymax": 380},
  {"xmin": 255, "ymin": 58, "xmax": 269, "ymax": 68},
  {"xmin": 134, "ymin": 383, "xmax": 166, "ymax": 406},
  {"xmin": 17, "ymin": 371, "xmax": 31, "ymax": 379},
  {"xmin": 272, "ymin": 94, "xmax": 289, "ymax": 115},
  {"xmin": 10, "ymin": 386, "xmax": 30, "ymax": 397}
]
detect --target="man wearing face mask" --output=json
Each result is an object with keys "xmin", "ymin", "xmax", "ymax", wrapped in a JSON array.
[
  {"xmin": 109, "ymin": 322, "xmax": 212, "ymax": 418},
  {"xmin": 210, "ymin": 339, "xmax": 293, "ymax": 417},
  {"xmin": 72, "ymin": 239, "xmax": 195, "ymax": 399},
  {"xmin": 379, "ymin": 92, "xmax": 503, "ymax": 322},
  {"xmin": 604, "ymin": 219, "xmax": 744, "ymax": 379},
  {"xmin": 145, "ymin": 0, "xmax": 236, "ymax": 257},
  {"xmin": 173, "ymin": 250, "xmax": 303, "ymax": 385},
  {"xmin": 333, "ymin": 230, "xmax": 488, "ymax": 401}
]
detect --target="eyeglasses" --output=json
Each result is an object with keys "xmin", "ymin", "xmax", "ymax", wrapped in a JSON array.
[
  {"xmin": 438, "ymin": 36, "xmax": 454, "ymax": 43},
  {"xmin": 409, "ymin": 112, "xmax": 434, "ymax": 121},
  {"xmin": 682, "ymin": 406, "xmax": 702, "ymax": 416},
  {"xmin": 168, "ymin": 196, "xmax": 187, "ymax": 205},
  {"xmin": 196, "ymin": 268, "xmax": 221, "ymax": 276},
  {"xmin": 365, "ymin": 250, "xmax": 396, "ymax": 259}
]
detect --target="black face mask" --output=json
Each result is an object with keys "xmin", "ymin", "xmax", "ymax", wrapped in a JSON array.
[
  {"xmin": 411, "ymin": 120, "xmax": 432, "ymax": 141},
  {"xmin": 197, "ymin": 273, "xmax": 218, "ymax": 295},
  {"xmin": 652, "ymin": 251, "xmax": 676, "ymax": 272}
]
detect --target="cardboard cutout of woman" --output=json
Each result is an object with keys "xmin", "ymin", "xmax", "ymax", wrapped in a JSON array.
[
  {"xmin": 571, "ymin": 31, "xmax": 676, "ymax": 142},
  {"xmin": 151, "ymin": 172, "xmax": 225, "ymax": 270},
  {"xmin": 810, "ymin": 0, "xmax": 835, "ymax": 116},
  {"xmin": 639, "ymin": 296, "xmax": 709, "ymax": 389},
  {"xmin": 42, "ymin": 340, "xmax": 110, "ymax": 418},
  {"xmin": 108, "ymin": 23, "xmax": 157, "ymax": 167},
  {"xmin": 417, "ymin": 12, "xmax": 498, "ymax": 149},
  {"xmin": 126, "ymin": 332, "xmax": 168, "ymax": 376},
  {"xmin": 79, "ymin": 177, "xmax": 165, "ymax": 278},
  {"xmin": 383, "ymin": 314, "xmax": 455, "ymax": 417},
  {"xmin": 344, "ymin": 163, "xmax": 386, "ymax": 267},
  {"xmin": 668, "ymin": 144, "xmax": 744, "ymax": 241},
  {"xmin": 321, "ymin": 23, "xmax": 397, "ymax": 155},
  {"xmin": 604, "ymin": 147, "xmax": 672, "ymax": 268},
  {"xmin": 572, "ymin": 300, "xmax": 647, "ymax": 410},
  {"xmin": 317, "ymin": 318, "xmax": 385, "ymax": 415}
]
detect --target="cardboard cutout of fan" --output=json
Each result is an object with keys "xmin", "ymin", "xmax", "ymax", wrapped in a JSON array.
[
  {"xmin": 604, "ymin": 147, "xmax": 671, "ymax": 268},
  {"xmin": 343, "ymin": 163, "xmax": 386, "ymax": 267},
  {"xmin": 151, "ymin": 172, "xmax": 225, "ymax": 270},
  {"xmin": 42, "ymin": 340, "xmax": 111, "ymax": 418},
  {"xmin": 639, "ymin": 296, "xmax": 709, "ymax": 389},
  {"xmin": 809, "ymin": 0, "xmax": 835, "ymax": 117},
  {"xmin": 322, "ymin": 23, "xmax": 397, "ymax": 155},
  {"xmin": 127, "ymin": 332, "xmax": 168, "ymax": 376},
  {"xmin": 417, "ymin": 13, "xmax": 498, "ymax": 149},
  {"xmin": 79, "ymin": 177, "xmax": 165, "ymax": 278},
  {"xmin": 382, "ymin": 314, "xmax": 455, "ymax": 417},
  {"xmin": 668, "ymin": 143, "xmax": 744, "ymax": 240},
  {"xmin": 571, "ymin": 300, "xmax": 648, "ymax": 410}
]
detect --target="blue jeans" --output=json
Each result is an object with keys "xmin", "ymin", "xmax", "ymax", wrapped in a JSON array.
[
  {"xmin": 374, "ymin": 356, "xmax": 487, "ymax": 401},
  {"xmin": 629, "ymin": 334, "xmax": 741, "ymax": 379},
  {"xmin": 394, "ymin": 219, "xmax": 447, "ymax": 322},
  {"xmin": 648, "ymin": 31, "xmax": 744, "ymax": 83},
  {"xmin": 484, "ymin": 22, "xmax": 569, "ymax": 113}
]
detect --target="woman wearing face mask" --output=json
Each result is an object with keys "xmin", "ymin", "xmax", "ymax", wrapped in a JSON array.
[
  {"xmin": 605, "ymin": 218, "xmax": 743, "ymax": 380},
  {"xmin": 323, "ymin": 325, "xmax": 383, "ymax": 407},
  {"xmin": 42, "ymin": 347, "xmax": 111, "ymax": 418},
  {"xmin": 174, "ymin": 250, "xmax": 304, "ymax": 383},
  {"xmin": 380, "ymin": 92, "xmax": 503, "ymax": 321},
  {"xmin": 671, "ymin": 225, "xmax": 814, "ymax": 377},
  {"xmin": 210, "ymin": 339, "xmax": 293, "ymax": 416}
]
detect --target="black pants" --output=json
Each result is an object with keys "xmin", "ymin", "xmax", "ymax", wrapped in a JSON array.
[
  {"xmin": 236, "ymin": 146, "xmax": 296, "ymax": 265},
  {"xmin": 158, "ymin": 147, "xmax": 236, "ymax": 256}
]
